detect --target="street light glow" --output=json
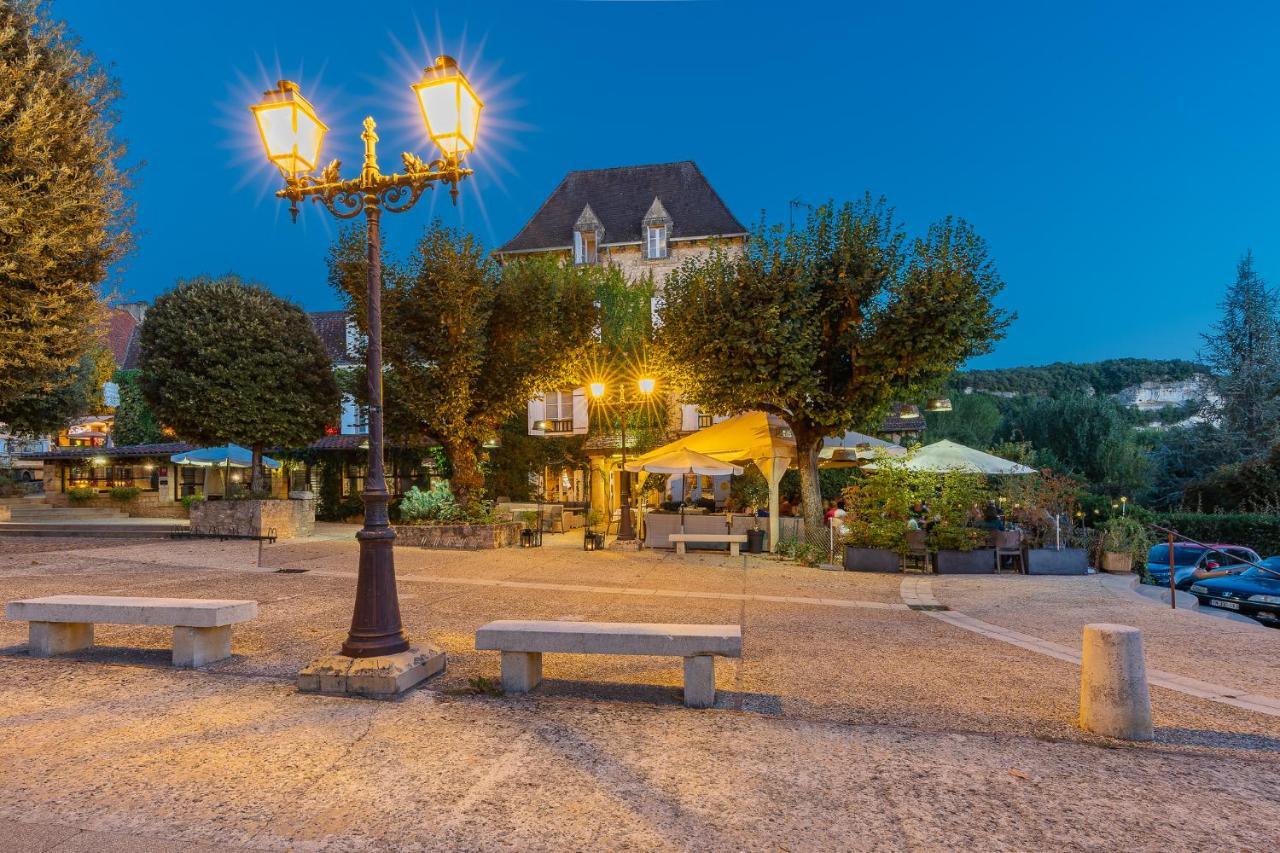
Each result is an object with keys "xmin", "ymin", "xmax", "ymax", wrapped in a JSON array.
[
  {"xmin": 249, "ymin": 80, "xmax": 327, "ymax": 177},
  {"xmin": 638, "ymin": 377, "xmax": 656, "ymax": 395},
  {"xmin": 589, "ymin": 381, "xmax": 606, "ymax": 399},
  {"xmin": 411, "ymin": 55, "xmax": 483, "ymax": 158}
]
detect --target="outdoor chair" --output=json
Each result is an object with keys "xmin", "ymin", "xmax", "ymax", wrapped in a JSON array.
[
  {"xmin": 901, "ymin": 529, "xmax": 931, "ymax": 573},
  {"xmin": 994, "ymin": 530, "xmax": 1025, "ymax": 574}
]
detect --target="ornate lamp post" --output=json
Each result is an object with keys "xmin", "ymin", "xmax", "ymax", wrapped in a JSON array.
[
  {"xmin": 250, "ymin": 57, "xmax": 482, "ymax": 694},
  {"xmin": 588, "ymin": 376, "xmax": 655, "ymax": 543}
]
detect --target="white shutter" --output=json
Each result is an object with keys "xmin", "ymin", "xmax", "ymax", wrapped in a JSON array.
[
  {"xmin": 681, "ymin": 404, "xmax": 699, "ymax": 432},
  {"xmin": 572, "ymin": 387, "xmax": 589, "ymax": 434},
  {"xmin": 528, "ymin": 395, "xmax": 546, "ymax": 436}
]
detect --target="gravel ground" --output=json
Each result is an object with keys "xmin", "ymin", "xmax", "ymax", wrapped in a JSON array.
[{"xmin": 0, "ymin": 536, "xmax": 1277, "ymax": 850}]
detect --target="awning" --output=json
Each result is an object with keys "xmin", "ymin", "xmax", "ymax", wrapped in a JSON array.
[
  {"xmin": 863, "ymin": 439, "xmax": 1036, "ymax": 475},
  {"xmin": 625, "ymin": 448, "xmax": 744, "ymax": 476},
  {"xmin": 170, "ymin": 444, "xmax": 281, "ymax": 470}
]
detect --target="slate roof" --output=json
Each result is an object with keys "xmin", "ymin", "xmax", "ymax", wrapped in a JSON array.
[
  {"xmin": 497, "ymin": 161, "xmax": 747, "ymax": 254},
  {"xmin": 309, "ymin": 310, "xmax": 356, "ymax": 366},
  {"xmin": 120, "ymin": 326, "xmax": 143, "ymax": 371},
  {"xmin": 105, "ymin": 309, "xmax": 137, "ymax": 368},
  {"xmin": 17, "ymin": 442, "xmax": 197, "ymax": 461}
]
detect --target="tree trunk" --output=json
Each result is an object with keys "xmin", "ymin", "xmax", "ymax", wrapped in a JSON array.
[
  {"xmin": 792, "ymin": 426, "xmax": 825, "ymax": 542},
  {"xmin": 250, "ymin": 444, "xmax": 266, "ymax": 495},
  {"xmin": 445, "ymin": 438, "xmax": 484, "ymax": 508}
]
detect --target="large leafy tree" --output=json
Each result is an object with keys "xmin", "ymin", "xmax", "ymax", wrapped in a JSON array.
[
  {"xmin": 656, "ymin": 197, "xmax": 1010, "ymax": 533},
  {"xmin": 139, "ymin": 276, "xmax": 339, "ymax": 492},
  {"xmin": 0, "ymin": 1, "xmax": 132, "ymax": 414},
  {"xmin": 1200, "ymin": 251, "xmax": 1280, "ymax": 456},
  {"xmin": 0, "ymin": 347, "xmax": 108, "ymax": 436},
  {"xmin": 330, "ymin": 223, "xmax": 598, "ymax": 507},
  {"xmin": 110, "ymin": 369, "xmax": 163, "ymax": 446}
]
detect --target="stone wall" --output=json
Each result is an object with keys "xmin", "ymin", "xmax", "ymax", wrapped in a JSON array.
[
  {"xmin": 189, "ymin": 498, "xmax": 316, "ymax": 539},
  {"xmin": 392, "ymin": 522, "xmax": 522, "ymax": 550},
  {"xmin": 48, "ymin": 492, "xmax": 188, "ymax": 519}
]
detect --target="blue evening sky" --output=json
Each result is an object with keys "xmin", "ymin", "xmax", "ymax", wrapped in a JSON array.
[{"xmin": 58, "ymin": 0, "xmax": 1280, "ymax": 368}]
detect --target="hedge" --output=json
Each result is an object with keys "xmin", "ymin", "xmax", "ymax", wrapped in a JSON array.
[{"xmin": 1150, "ymin": 512, "xmax": 1280, "ymax": 557}]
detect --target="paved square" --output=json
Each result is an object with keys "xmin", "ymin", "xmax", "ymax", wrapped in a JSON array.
[{"xmin": 1, "ymin": 533, "xmax": 1277, "ymax": 850}]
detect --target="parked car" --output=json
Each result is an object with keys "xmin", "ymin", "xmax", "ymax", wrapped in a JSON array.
[
  {"xmin": 1143, "ymin": 543, "xmax": 1262, "ymax": 590},
  {"xmin": 1190, "ymin": 558, "xmax": 1280, "ymax": 628}
]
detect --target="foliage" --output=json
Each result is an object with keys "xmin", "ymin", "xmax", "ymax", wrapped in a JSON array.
[
  {"xmin": 1099, "ymin": 516, "xmax": 1151, "ymax": 561},
  {"xmin": 729, "ymin": 466, "xmax": 770, "ymax": 511},
  {"xmin": 108, "ymin": 485, "xmax": 139, "ymax": 502},
  {"xmin": 1150, "ymin": 512, "xmax": 1280, "ymax": 557},
  {"xmin": 840, "ymin": 458, "xmax": 927, "ymax": 552},
  {"xmin": 329, "ymin": 223, "xmax": 598, "ymax": 508},
  {"xmin": 398, "ymin": 481, "xmax": 496, "ymax": 524},
  {"xmin": 1140, "ymin": 422, "xmax": 1238, "ymax": 508},
  {"xmin": 110, "ymin": 369, "xmax": 164, "ymax": 446},
  {"xmin": 517, "ymin": 510, "xmax": 540, "ymax": 529},
  {"xmin": 484, "ymin": 412, "xmax": 588, "ymax": 502},
  {"xmin": 792, "ymin": 541, "xmax": 826, "ymax": 567},
  {"xmin": 1000, "ymin": 470, "xmax": 1085, "ymax": 549},
  {"xmin": 180, "ymin": 493, "xmax": 205, "ymax": 511},
  {"xmin": 1181, "ymin": 443, "xmax": 1280, "ymax": 512},
  {"xmin": 923, "ymin": 392, "xmax": 1002, "ymax": 449},
  {"xmin": 958, "ymin": 358, "xmax": 1207, "ymax": 397},
  {"xmin": 66, "ymin": 486, "xmax": 94, "ymax": 504},
  {"xmin": 928, "ymin": 472, "xmax": 991, "ymax": 552},
  {"xmin": 585, "ymin": 508, "xmax": 605, "ymax": 530},
  {"xmin": 140, "ymin": 275, "xmax": 339, "ymax": 491},
  {"xmin": 0, "ymin": 348, "xmax": 105, "ymax": 435},
  {"xmin": 657, "ymin": 197, "xmax": 1009, "ymax": 535},
  {"xmin": 1200, "ymin": 252, "xmax": 1280, "ymax": 456},
  {"xmin": 0, "ymin": 1, "xmax": 133, "ymax": 415}
]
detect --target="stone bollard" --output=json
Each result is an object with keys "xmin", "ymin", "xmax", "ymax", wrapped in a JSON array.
[{"xmin": 1079, "ymin": 623, "xmax": 1154, "ymax": 741}]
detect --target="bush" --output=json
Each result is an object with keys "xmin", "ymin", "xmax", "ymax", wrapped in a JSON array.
[
  {"xmin": 67, "ymin": 486, "xmax": 95, "ymax": 504},
  {"xmin": 694, "ymin": 496, "xmax": 717, "ymax": 511},
  {"xmin": 1150, "ymin": 512, "xmax": 1280, "ymax": 557},
  {"xmin": 1099, "ymin": 516, "xmax": 1151, "ymax": 561},
  {"xmin": 398, "ymin": 481, "xmax": 496, "ymax": 524},
  {"xmin": 316, "ymin": 493, "xmax": 362, "ymax": 522},
  {"xmin": 180, "ymin": 493, "xmax": 205, "ymax": 510},
  {"xmin": 108, "ymin": 486, "xmax": 140, "ymax": 502}
]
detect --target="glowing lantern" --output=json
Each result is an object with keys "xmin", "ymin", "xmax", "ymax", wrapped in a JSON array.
[
  {"xmin": 250, "ymin": 80, "xmax": 327, "ymax": 177},
  {"xmin": 411, "ymin": 56, "xmax": 483, "ymax": 159}
]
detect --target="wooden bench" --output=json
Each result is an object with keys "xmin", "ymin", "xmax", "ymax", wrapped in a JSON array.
[
  {"xmin": 475, "ymin": 620, "xmax": 742, "ymax": 708},
  {"xmin": 5, "ymin": 595, "xmax": 257, "ymax": 667},
  {"xmin": 668, "ymin": 532, "xmax": 749, "ymax": 557}
]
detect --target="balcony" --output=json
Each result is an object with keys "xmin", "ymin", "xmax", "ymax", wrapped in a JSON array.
[
  {"xmin": 542, "ymin": 418, "xmax": 575, "ymax": 434},
  {"xmin": 697, "ymin": 413, "xmax": 714, "ymax": 429}
]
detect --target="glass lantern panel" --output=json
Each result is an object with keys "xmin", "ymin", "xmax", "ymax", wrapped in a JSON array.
[
  {"xmin": 417, "ymin": 81, "xmax": 462, "ymax": 154},
  {"xmin": 457, "ymin": 82, "xmax": 481, "ymax": 151}
]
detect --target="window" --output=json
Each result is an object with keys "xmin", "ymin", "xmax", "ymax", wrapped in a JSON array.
[
  {"xmin": 574, "ymin": 230, "xmax": 597, "ymax": 265},
  {"xmin": 646, "ymin": 224, "xmax": 667, "ymax": 259},
  {"xmin": 542, "ymin": 390, "xmax": 574, "ymax": 433}
]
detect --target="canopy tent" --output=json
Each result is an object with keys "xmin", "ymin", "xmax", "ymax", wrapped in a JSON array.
[
  {"xmin": 627, "ymin": 412, "xmax": 906, "ymax": 551},
  {"xmin": 862, "ymin": 439, "xmax": 1036, "ymax": 475},
  {"xmin": 170, "ymin": 444, "xmax": 281, "ymax": 469},
  {"xmin": 624, "ymin": 448, "xmax": 745, "ymax": 476}
]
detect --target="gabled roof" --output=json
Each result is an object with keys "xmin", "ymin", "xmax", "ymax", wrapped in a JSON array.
[
  {"xmin": 120, "ymin": 325, "xmax": 143, "ymax": 371},
  {"xmin": 309, "ymin": 310, "xmax": 358, "ymax": 367},
  {"xmin": 497, "ymin": 161, "xmax": 747, "ymax": 254},
  {"xmin": 105, "ymin": 309, "xmax": 137, "ymax": 368}
]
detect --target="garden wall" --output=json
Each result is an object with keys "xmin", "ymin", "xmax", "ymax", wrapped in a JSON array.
[
  {"xmin": 49, "ymin": 492, "xmax": 188, "ymax": 519},
  {"xmin": 189, "ymin": 498, "xmax": 316, "ymax": 539},
  {"xmin": 392, "ymin": 522, "xmax": 522, "ymax": 550}
]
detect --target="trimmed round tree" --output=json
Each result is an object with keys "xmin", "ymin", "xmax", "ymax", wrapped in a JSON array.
[{"xmin": 139, "ymin": 275, "xmax": 339, "ymax": 493}]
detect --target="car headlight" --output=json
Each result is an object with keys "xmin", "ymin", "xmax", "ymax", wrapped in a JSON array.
[
  {"xmin": 1191, "ymin": 585, "xmax": 1209, "ymax": 594},
  {"xmin": 1247, "ymin": 594, "xmax": 1280, "ymax": 605}
]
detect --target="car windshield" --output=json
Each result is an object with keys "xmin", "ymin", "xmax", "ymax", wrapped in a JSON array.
[
  {"xmin": 1147, "ymin": 544, "xmax": 1204, "ymax": 566},
  {"xmin": 1240, "ymin": 557, "xmax": 1280, "ymax": 580}
]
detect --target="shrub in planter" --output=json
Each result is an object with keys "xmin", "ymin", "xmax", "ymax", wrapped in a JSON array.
[
  {"xmin": 108, "ymin": 486, "xmax": 141, "ymax": 503},
  {"xmin": 180, "ymin": 493, "xmax": 205, "ymax": 511},
  {"xmin": 67, "ymin": 486, "xmax": 95, "ymax": 504},
  {"xmin": 1099, "ymin": 516, "xmax": 1150, "ymax": 573}
]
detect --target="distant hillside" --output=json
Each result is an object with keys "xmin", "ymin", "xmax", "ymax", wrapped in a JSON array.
[{"xmin": 957, "ymin": 358, "xmax": 1209, "ymax": 397}]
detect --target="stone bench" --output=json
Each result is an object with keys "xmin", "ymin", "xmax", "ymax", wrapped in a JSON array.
[
  {"xmin": 5, "ymin": 595, "xmax": 257, "ymax": 667},
  {"xmin": 668, "ymin": 533, "xmax": 749, "ymax": 557},
  {"xmin": 475, "ymin": 620, "xmax": 742, "ymax": 708}
]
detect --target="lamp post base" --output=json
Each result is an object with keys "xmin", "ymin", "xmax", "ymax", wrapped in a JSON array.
[{"xmin": 297, "ymin": 645, "xmax": 445, "ymax": 699}]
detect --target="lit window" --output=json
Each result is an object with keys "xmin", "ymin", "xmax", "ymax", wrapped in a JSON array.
[
  {"xmin": 646, "ymin": 225, "xmax": 667, "ymax": 259},
  {"xmin": 574, "ymin": 230, "xmax": 598, "ymax": 265}
]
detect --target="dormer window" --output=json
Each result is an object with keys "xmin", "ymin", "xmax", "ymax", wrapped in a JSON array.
[
  {"xmin": 574, "ymin": 229, "xmax": 597, "ymax": 265},
  {"xmin": 646, "ymin": 224, "xmax": 667, "ymax": 260},
  {"xmin": 573, "ymin": 204, "xmax": 603, "ymax": 266},
  {"xmin": 641, "ymin": 196, "xmax": 672, "ymax": 260}
]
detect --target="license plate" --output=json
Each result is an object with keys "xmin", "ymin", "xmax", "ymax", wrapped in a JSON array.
[{"xmin": 1209, "ymin": 599, "xmax": 1240, "ymax": 611}]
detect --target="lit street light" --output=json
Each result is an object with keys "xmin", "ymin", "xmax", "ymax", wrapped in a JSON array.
[
  {"xmin": 589, "ymin": 376, "xmax": 656, "ymax": 543},
  {"xmin": 251, "ymin": 57, "xmax": 482, "ymax": 677}
]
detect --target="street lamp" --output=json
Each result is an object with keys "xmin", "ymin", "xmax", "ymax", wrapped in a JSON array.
[
  {"xmin": 251, "ymin": 57, "xmax": 482, "ymax": 685},
  {"xmin": 589, "ymin": 376, "xmax": 655, "ymax": 542}
]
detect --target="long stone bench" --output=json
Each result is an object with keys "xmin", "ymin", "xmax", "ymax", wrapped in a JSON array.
[
  {"xmin": 475, "ymin": 619, "xmax": 742, "ymax": 708},
  {"xmin": 668, "ymin": 532, "xmax": 749, "ymax": 557},
  {"xmin": 5, "ymin": 595, "xmax": 257, "ymax": 667}
]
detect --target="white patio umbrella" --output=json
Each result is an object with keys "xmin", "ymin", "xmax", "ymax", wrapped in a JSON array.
[
  {"xmin": 624, "ymin": 447, "xmax": 745, "ymax": 476},
  {"xmin": 863, "ymin": 439, "xmax": 1036, "ymax": 475},
  {"xmin": 818, "ymin": 430, "xmax": 906, "ymax": 466}
]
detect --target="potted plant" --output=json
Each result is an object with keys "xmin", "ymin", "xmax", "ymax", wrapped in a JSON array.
[
  {"xmin": 930, "ymin": 472, "xmax": 995, "ymax": 574},
  {"xmin": 1099, "ymin": 516, "xmax": 1149, "ymax": 574},
  {"xmin": 518, "ymin": 510, "xmax": 541, "ymax": 547},
  {"xmin": 1004, "ymin": 472, "xmax": 1090, "ymax": 575},
  {"xmin": 838, "ymin": 460, "xmax": 922, "ymax": 572}
]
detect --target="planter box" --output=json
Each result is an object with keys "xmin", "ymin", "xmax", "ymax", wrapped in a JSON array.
[
  {"xmin": 1026, "ymin": 547, "xmax": 1089, "ymax": 575},
  {"xmin": 843, "ymin": 546, "xmax": 900, "ymax": 573},
  {"xmin": 935, "ymin": 548, "xmax": 996, "ymax": 574},
  {"xmin": 393, "ymin": 521, "xmax": 521, "ymax": 550},
  {"xmin": 189, "ymin": 498, "xmax": 315, "ymax": 539},
  {"xmin": 1101, "ymin": 551, "xmax": 1133, "ymax": 574}
]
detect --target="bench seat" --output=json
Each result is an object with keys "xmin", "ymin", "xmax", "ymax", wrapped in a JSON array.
[
  {"xmin": 667, "ymin": 532, "xmax": 749, "ymax": 556},
  {"xmin": 476, "ymin": 619, "xmax": 742, "ymax": 708},
  {"xmin": 5, "ymin": 595, "xmax": 257, "ymax": 667}
]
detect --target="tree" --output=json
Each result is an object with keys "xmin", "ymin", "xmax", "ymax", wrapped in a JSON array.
[
  {"xmin": 0, "ymin": 1, "xmax": 133, "ymax": 414},
  {"xmin": 923, "ymin": 391, "xmax": 1002, "ymax": 449},
  {"xmin": 330, "ymin": 223, "xmax": 598, "ymax": 508},
  {"xmin": 656, "ymin": 198, "xmax": 1010, "ymax": 534},
  {"xmin": 110, "ymin": 369, "xmax": 163, "ymax": 446},
  {"xmin": 0, "ymin": 347, "xmax": 104, "ymax": 436},
  {"xmin": 139, "ymin": 276, "xmax": 339, "ymax": 492},
  {"xmin": 1200, "ymin": 252, "xmax": 1280, "ymax": 455}
]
